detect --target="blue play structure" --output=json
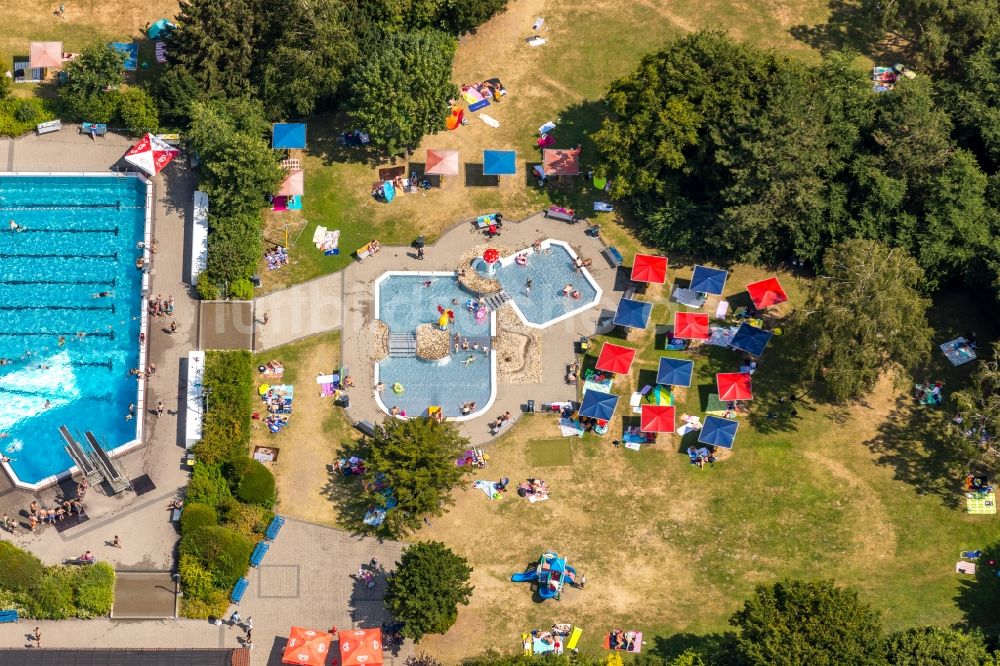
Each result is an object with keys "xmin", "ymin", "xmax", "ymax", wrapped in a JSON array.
[{"xmin": 511, "ymin": 552, "xmax": 577, "ymax": 600}]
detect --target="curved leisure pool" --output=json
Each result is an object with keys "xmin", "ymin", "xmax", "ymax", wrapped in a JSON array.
[{"xmin": 0, "ymin": 174, "xmax": 150, "ymax": 487}]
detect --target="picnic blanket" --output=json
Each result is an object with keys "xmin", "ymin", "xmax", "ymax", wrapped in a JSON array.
[
  {"xmin": 603, "ymin": 632, "xmax": 642, "ymax": 653},
  {"xmin": 527, "ymin": 493, "xmax": 550, "ymax": 503},
  {"xmin": 155, "ymin": 41, "xmax": 167, "ymax": 64},
  {"xmin": 707, "ymin": 326, "xmax": 739, "ymax": 347},
  {"xmin": 583, "ymin": 376, "xmax": 613, "ymax": 394},
  {"xmin": 320, "ymin": 383, "xmax": 335, "ymax": 397},
  {"xmin": 941, "ymin": 338, "xmax": 977, "ymax": 366},
  {"xmin": 473, "ymin": 480, "xmax": 501, "ymax": 499},
  {"xmin": 956, "ymin": 561, "xmax": 977, "ymax": 574},
  {"xmin": 704, "ymin": 393, "xmax": 731, "ymax": 417},
  {"xmin": 559, "ymin": 417, "xmax": 584, "ymax": 438},
  {"xmin": 594, "ymin": 201, "xmax": 614, "ymax": 212},
  {"xmin": 966, "ymin": 491, "xmax": 996, "ymax": 515},
  {"xmin": 677, "ymin": 414, "xmax": 703, "ymax": 437}
]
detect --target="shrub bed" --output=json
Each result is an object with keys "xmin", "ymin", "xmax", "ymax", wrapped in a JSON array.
[{"xmin": 0, "ymin": 543, "xmax": 114, "ymax": 618}]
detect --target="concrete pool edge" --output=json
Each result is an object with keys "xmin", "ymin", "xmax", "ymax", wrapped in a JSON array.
[
  {"xmin": 497, "ymin": 239, "xmax": 603, "ymax": 330},
  {"xmin": 0, "ymin": 171, "xmax": 152, "ymax": 491},
  {"xmin": 372, "ymin": 271, "xmax": 497, "ymax": 422}
]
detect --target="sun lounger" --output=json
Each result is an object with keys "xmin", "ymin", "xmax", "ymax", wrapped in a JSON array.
[
  {"xmin": 602, "ymin": 245, "xmax": 623, "ymax": 267},
  {"xmin": 545, "ymin": 206, "xmax": 575, "ymax": 222},
  {"xmin": 630, "ymin": 392, "xmax": 642, "ymax": 414}
]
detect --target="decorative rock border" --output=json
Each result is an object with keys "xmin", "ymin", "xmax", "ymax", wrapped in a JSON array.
[
  {"xmin": 456, "ymin": 244, "xmax": 509, "ymax": 294},
  {"xmin": 415, "ymin": 323, "xmax": 450, "ymax": 360},
  {"xmin": 372, "ymin": 319, "xmax": 389, "ymax": 362}
]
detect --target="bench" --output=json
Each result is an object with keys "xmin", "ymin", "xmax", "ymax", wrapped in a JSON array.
[
  {"xmin": 36, "ymin": 120, "xmax": 62, "ymax": 135},
  {"xmin": 356, "ymin": 241, "xmax": 380, "ymax": 261},
  {"xmin": 545, "ymin": 206, "xmax": 575, "ymax": 222},
  {"xmin": 602, "ymin": 245, "xmax": 623, "ymax": 268},
  {"xmin": 80, "ymin": 122, "xmax": 108, "ymax": 137},
  {"xmin": 356, "ymin": 420, "xmax": 376, "ymax": 437},
  {"xmin": 0, "ymin": 610, "xmax": 18, "ymax": 624},
  {"xmin": 249, "ymin": 541, "xmax": 269, "ymax": 568},
  {"xmin": 230, "ymin": 577, "xmax": 249, "ymax": 604},
  {"xmin": 265, "ymin": 515, "xmax": 285, "ymax": 541},
  {"xmin": 170, "ymin": 507, "xmax": 182, "ymax": 522},
  {"xmin": 472, "ymin": 213, "xmax": 497, "ymax": 230},
  {"xmin": 491, "ymin": 418, "xmax": 514, "ymax": 436}
]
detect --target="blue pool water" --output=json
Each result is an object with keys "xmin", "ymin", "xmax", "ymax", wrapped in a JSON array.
[
  {"xmin": 493, "ymin": 241, "xmax": 599, "ymax": 326},
  {"xmin": 376, "ymin": 274, "xmax": 493, "ymax": 419},
  {"xmin": 0, "ymin": 176, "xmax": 146, "ymax": 484}
]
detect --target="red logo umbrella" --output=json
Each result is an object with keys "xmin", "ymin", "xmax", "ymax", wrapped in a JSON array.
[
  {"xmin": 631, "ymin": 254, "xmax": 668, "ymax": 284},
  {"xmin": 745, "ymin": 277, "xmax": 788, "ymax": 309},
  {"xmin": 717, "ymin": 372, "xmax": 753, "ymax": 401},
  {"xmin": 282, "ymin": 627, "xmax": 333, "ymax": 666},
  {"xmin": 339, "ymin": 628, "xmax": 384, "ymax": 666},
  {"xmin": 674, "ymin": 312, "xmax": 709, "ymax": 340},
  {"xmin": 640, "ymin": 404, "xmax": 675, "ymax": 433},
  {"xmin": 595, "ymin": 342, "xmax": 636, "ymax": 375},
  {"xmin": 483, "ymin": 248, "xmax": 500, "ymax": 264}
]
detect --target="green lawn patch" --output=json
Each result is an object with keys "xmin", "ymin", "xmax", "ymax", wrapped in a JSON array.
[{"xmin": 527, "ymin": 439, "xmax": 573, "ymax": 467}]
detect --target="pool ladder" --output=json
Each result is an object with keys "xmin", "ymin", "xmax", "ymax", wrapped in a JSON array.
[
  {"xmin": 483, "ymin": 290, "xmax": 511, "ymax": 311},
  {"xmin": 388, "ymin": 333, "xmax": 417, "ymax": 357}
]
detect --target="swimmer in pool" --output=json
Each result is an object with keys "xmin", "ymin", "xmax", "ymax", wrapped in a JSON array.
[{"xmin": 91, "ymin": 291, "xmax": 113, "ymax": 298}]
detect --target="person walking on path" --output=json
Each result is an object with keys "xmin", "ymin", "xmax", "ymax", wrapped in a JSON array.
[
  {"xmin": 169, "ymin": 320, "xmax": 177, "ymax": 334},
  {"xmin": 112, "ymin": 535, "xmax": 121, "ymax": 548},
  {"xmin": 245, "ymin": 616, "xmax": 253, "ymax": 633},
  {"xmin": 262, "ymin": 312, "xmax": 270, "ymax": 326},
  {"xmin": 156, "ymin": 401, "xmax": 164, "ymax": 418},
  {"xmin": 229, "ymin": 610, "xmax": 241, "ymax": 628},
  {"xmin": 33, "ymin": 627, "xmax": 41, "ymax": 648}
]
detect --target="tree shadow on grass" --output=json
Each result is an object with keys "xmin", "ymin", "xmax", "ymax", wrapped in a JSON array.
[
  {"xmin": 319, "ymin": 464, "xmax": 389, "ymax": 539},
  {"xmin": 955, "ymin": 542, "xmax": 1000, "ymax": 642},
  {"xmin": 788, "ymin": 0, "xmax": 887, "ymax": 59},
  {"xmin": 305, "ymin": 112, "xmax": 383, "ymax": 167},
  {"xmin": 652, "ymin": 631, "xmax": 739, "ymax": 664},
  {"xmin": 863, "ymin": 394, "xmax": 966, "ymax": 507}
]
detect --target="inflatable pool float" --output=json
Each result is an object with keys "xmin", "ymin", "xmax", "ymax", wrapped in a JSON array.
[
  {"xmin": 515, "ymin": 254, "xmax": 527, "ymax": 266},
  {"xmin": 392, "ymin": 382, "xmax": 404, "ymax": 394},
  {"xmin": 475, "ymin": 307, "xmax": 488, "ymax": 323},
  {"xmin": 571, "ymin": 290, "xmax": 581, "ymax": 299}
]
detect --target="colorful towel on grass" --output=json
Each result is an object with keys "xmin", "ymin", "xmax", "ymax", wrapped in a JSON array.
[
  {"xmin": 473, "ymin": 480, "xmax": 501, "ymax": 499},
  {"xmin": 705, "ymin": 393, "xmax": 729, "ymax": 416},
  {"xmin": 966, "ymin": 491, "xmax": 996, "ymax": 514},
  {"xmin": 559, "ymin": 418, "xmax": 584, "ymax": 438},
  {"xmin": 956, "ymin": 561, "xmax": 977, "ymax": 574},
  {"xmin": 533, "ymin": 638, "xmax": 554, "ymax": 654},
  {"xmin": 941, "ymin": 338, "xmax": 977, "ymax": 366},
  {"xmin": 707, "ymin": 326, "xmax": 739, "ymax": 347},
  {"xmin": 583, "ymin": 376, "xmax": 613, "ymax": 394},
  {"xmin": 603, "ymin": 632, "xmax": 643, "ymax": 652},
  {"xmin": 527, "ymin": 493, "xmax": 549, "ymax": 503},
  {"xmin": 320, "ymin": 383, "xmax": 335, "ymax": 397}
]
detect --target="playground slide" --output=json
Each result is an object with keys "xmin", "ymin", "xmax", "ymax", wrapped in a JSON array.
[
  {"xmin": 538, "ymin": 583, "xmax": 559, "ymax": 599},
  {"xmin": 511, "ymin": 570, "xmax": 536, "ymax": 583}
]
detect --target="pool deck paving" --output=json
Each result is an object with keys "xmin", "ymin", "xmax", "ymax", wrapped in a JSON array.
[
  {"xmin": 0, "ymin": 129, "xmax": 411, "ymax": 666},
  {"xmin": 255, "ymin": 212, "xmax": 625, "ymax": 445},
  {"xmin": 254, "ymin": 271, "xmax": 344, "ymax": 350}
]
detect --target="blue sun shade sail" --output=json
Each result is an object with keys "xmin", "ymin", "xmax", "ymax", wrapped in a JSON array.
[
  {"xmin": 729, "ymin": 322, "xmax": 773, "ymax": 356},
  {"xmin": 613, "ymin": 298, "xmax": 652, "ymax": 329},
  {"xmin": 111, "ymin": 42, "xmax": 138, "ymax": 71},
  {"xmin": 656, "ymin": 357, "xmax": 694, "ymax": 387},
  {"xmin": 579, "ymin": 390, "xmax": 619, "ymax": 421},
  {"xmin": 698, "ymin": 415, "xmax": 739, "ymax": 449},
  {"xmin": 690, "ymin": 265, "xmax": 728, "ymax": 295},
  {"xmin": 483, "ymin": 149, "xmax": 516, "ymax": 175},
  {"xmin": 272, "ymin": 123, "xmax": 307, "ymax": 149}
]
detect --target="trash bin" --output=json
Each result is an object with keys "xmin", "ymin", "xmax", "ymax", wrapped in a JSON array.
[
  {"xmin": 340, "ymin": 393, "xmax": 350, "ymax": 408},
  {"xmin": 527, "ymin": 400, "xmax": 535, "ymax": 413}
]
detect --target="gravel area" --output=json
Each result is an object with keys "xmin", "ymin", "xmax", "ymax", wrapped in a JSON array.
[
  {"xmin": 495, "ymin": 304, "xmax": 541, "ymax": 384},
  {"xmin": 415, "ymin": 323, "xmax": 451, "ymax": 360},
  {"xmin": 372, "ymin": 319, "xmax": 389, "ymax": 362}
]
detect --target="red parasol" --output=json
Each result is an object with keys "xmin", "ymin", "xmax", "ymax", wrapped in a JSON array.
[
  {"xmin": 631, "ymin": 254, "xmax": 668, "ymax": 284},
  {"xmin": 745, "ymin": 277, "xmax": 789, "ymax": 309},
  {"xmin": 640, "ymin": 404, "xmax": 675, "ymax": 433},
  {"xmin": 716, "ymin": 372, "xmax": 753, "ymax": 401},
  {"xmin": 282, "ymin": 627, "xmax": 333, "ymax": 666},
  {"xmin": 673, "ymin": 312, "xmax": 709, "ymax": 340},
  {"xmin": 595, "ymin": 342, "xmax": 636, "ymax": 375},
  {"xmin": 339, "ymin": 627, "xmax": 384, "ymax": 666},
  {"xmin": 483, "ymin": 248, "xmax": 500, "ymax": 264}
]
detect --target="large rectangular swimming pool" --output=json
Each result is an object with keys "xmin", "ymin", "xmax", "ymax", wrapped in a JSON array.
[{"xmin": 0, "ymin": 175, "xmax": 148, "ymax": 485}]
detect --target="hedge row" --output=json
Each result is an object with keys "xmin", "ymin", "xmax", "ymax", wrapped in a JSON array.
[
  {"xmin": 180, "ymin": 350, "xmax": 275, "ymax": 618},
  {"xmin": 0, "ymin": 542, "xmax": 114, "ymax": 619}
]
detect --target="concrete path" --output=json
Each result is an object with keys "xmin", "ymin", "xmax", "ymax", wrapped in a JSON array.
[
  {"xmin": 254, "ymin": 272, "xmax": 344, "ymax": 351},
  {"xmin": 0, "ymin": 518, "xmax": 412, "ymax": 666}
]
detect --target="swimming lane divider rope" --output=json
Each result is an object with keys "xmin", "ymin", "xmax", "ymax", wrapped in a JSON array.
[
  {"xmin": 0, "ymin": 278, "xmax": 116, "ymax": 286},
  {"xmin": 0, "ymin": 305, "xmax": 115, "ymax": 313},
  {"xmin": 15, "ymin": 227, "xmax": 120, "ymax": 235},
  {"xmin": 0, "ymin": 331, "xmax": 114, "ymax": 339},
  {"xmin": 71, "ymin": 360, "xmax": 114, "ymax": 369},
  {"xmin": 0, "ymin": 252, "xmax": 118, "ymax": 260},
  {"xmin": 0, "ymin": 204, "xmax": 142, "ymax": 211}
]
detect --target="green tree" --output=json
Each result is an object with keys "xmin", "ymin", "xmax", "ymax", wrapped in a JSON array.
[
  {"xmin": 115, "ymin": 86, "xmax": 159, "ymax": 135},
  {"xmin": 731, "ymin": 579, "xmax": 886, "ymax": 665},
  {"xmin": 793, "ymin": 240, "xmax": 931, "ymax": 402},
  {"xmin": 951, "ymin": 343, "xmax": 1000, "ymax": 474},
  {"xmin": 884, "ymin": 626, "xmax": 989, "ymax": 665},
  {"xmin": 363, "ymin": 418, "xmax": 470, "ymax": 534},
  {"xmin": 61, "ymin": 44, "xmax": 126, "ymax": 122},
  {"xmin": 385, "ymin": 541, "xmax": 473, "ymax": 641},
  {"xmin": 152, "ymin": 65, "xmax": 203, "ymax": 126},
  {"xmin": 258, "ymin": 0, "xmax": 357, "ymax": 117},
  {"xmin": 348, "ymin": 29, "xmax": 457, "ymax": 156}
]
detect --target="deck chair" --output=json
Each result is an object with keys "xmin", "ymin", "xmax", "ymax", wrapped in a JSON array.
[{"xmin": 961, "ymin": 550, "xmax": 983, "ymax": 560}]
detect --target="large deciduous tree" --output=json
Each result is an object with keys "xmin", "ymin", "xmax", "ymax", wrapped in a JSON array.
[
  {"xmin": 347, "ymin": 29, "xmax": 457, "ymax": 156},
  {"xmin": 793, "ymin": 239, "xmax": 931, "ymax": 402},
  {"xmin": 61, "ymin": 44, "xmax": 126, "ymax": 123},
  {"xmin": 385, "ymin": 541, "xmax": 473, "ymax": 641},
  {"xmin": 730, "ymin": 580, "xmax": 885, "ymax": 665},
  {"xmin": 363, "ymin": 417, "xmax": 469, "ymax": 535}
]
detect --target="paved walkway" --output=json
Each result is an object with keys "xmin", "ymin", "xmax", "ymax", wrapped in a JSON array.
[
  {"xmin": 0, "ymin": 518, "xmax": 412, "ymax": 666},
  {"xmin": 254, "ymin": 272, "xmax": 344, "ymax": 350}
]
